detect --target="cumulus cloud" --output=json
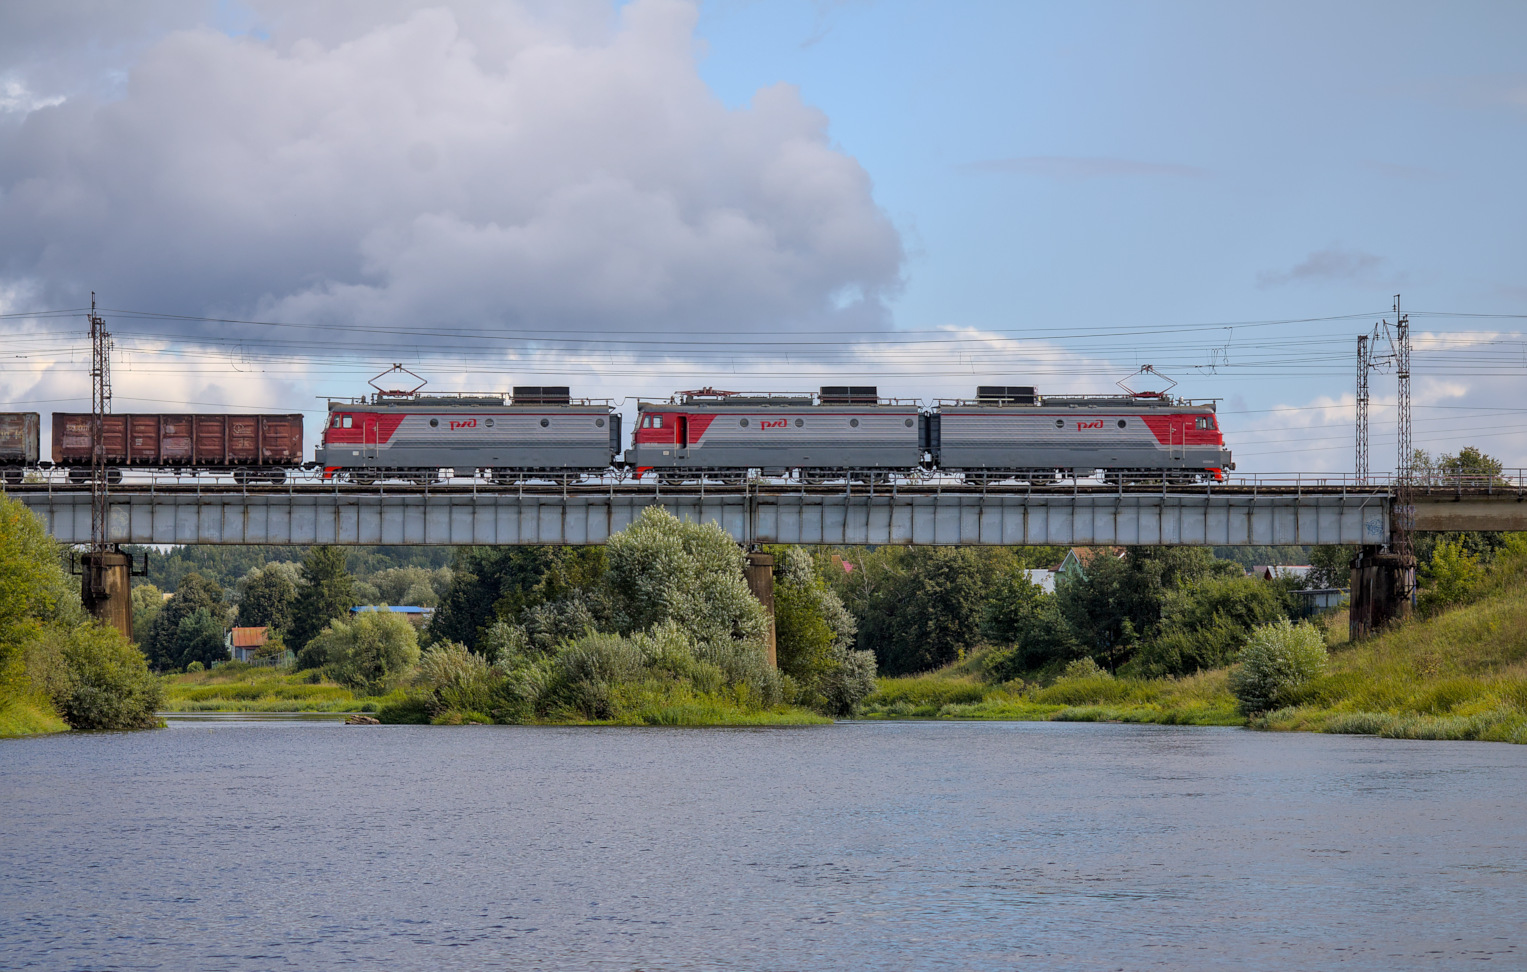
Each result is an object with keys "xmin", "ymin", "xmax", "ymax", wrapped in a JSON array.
[
  {"xmin": 1256, "ymin": 246, "xmax": 1391, "ymax": 289},
  {"xmin": 964, "ymin": 155, "xmax": 1208, "ymax": 179},
  {"xmin": 0, "ymin": 0, "xmax": 903, "ymax": 343}
]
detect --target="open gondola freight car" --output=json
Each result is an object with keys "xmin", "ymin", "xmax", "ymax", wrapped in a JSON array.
[
  {"xmin": 51, "ymin": 413, "xmax": 303, "ymax": 482},
  {"xmin": 0, "ymin": 412, "xmax": 40, "ymax": 484}
]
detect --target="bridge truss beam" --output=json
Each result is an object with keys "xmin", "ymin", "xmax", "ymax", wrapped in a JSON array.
[{"xmin": 15, "ymin": 485, "xmax": 1391, "ymax": 548}]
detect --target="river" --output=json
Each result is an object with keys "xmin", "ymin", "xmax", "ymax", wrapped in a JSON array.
[{"xmin": 2, "ymin": 718, "xmax": 1524, "ymax": 971}]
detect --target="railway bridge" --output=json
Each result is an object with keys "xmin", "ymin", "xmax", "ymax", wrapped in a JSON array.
[{"xmin": 9, "ymin": 474, "xmax": 1526, "ymax": 647}]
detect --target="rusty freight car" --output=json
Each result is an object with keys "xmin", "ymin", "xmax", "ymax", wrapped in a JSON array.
[
  {"xmin": 0, "ymin": 412, "xmax": 41, "ymax": 484},
  {"xmin": 51, "ymin": 413, "xmax": 304, "ymax": 483}
]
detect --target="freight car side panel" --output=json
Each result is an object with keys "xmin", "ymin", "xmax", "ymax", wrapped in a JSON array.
[
  {"xmin": 53, "ymin": 413, "xmax": 304, "ymax": 467},
  {"xmin": 0, "ymin": 412, "xmax": 40, "ymax": 464},
  {"xmin": 629, "ymin": 405, "xmax": 921, "ymax": 470},
  {"xmin": 935, "ymin": 408, "xmax": 1231, "ymax": 471}
]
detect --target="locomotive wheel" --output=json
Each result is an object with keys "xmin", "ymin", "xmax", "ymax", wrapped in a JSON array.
[
  {"xmin": 107, "ymin": 468, "xmax": 122, "ymax": 485},
  {"xmin": 1, "ymin": 468, "xmax": 21, "ymax": 486},
  {"xmin": 266, "ymin": 469, "xmax": 287, "ymax": 485}
]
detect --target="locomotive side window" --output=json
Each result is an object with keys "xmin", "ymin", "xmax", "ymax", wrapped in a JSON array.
[
  {"xmin": 1194, "ymin": 417, "xmax": 1216, "ymax": 431},
  {"xmin": 653, "ymin": 415, "xmax": 664, "ymax": 429},
  {"xmin": 331, "ymin": 416, "xmax": 340, "ymax": 428},
  {"xmin": 342, "ymin": 415, "xmax": 353, "ymax": 429}
]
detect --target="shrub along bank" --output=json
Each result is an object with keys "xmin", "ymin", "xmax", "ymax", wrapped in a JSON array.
[
  {"xmin": 378, "ymin": 508, "xmax": 839, "ymax": 726},
  {"xmin": 0, "ymin": 492, "xmax": 163, "ymax": 737}
]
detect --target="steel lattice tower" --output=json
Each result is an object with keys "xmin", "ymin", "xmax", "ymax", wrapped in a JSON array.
[
  {"xmin": 1355, "ymin": 333, "xmax": 1369, "ymax": 484},
  {"xmin": 88, "ymin": 294, "xmax": 112, "ymax": 553},
  {"xmin": 1391, "ymin": 295, "xmax": 1413, "ymax": 562}
]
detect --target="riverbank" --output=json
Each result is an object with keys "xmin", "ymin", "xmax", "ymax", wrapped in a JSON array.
[
  {"xmin": 0, "ymin": 697, "xmax": 71, "ymax": 738},
  {"xmin": 161, "ymin": 665, "xmax": 384, "ymax": 713},
  {"xmin": 862, "ymin": 554, "xmax": 1527, "ymax": 744},
  {"xmin": 162, "ymin": 665, "xmax": 829, "ymax": 726}
]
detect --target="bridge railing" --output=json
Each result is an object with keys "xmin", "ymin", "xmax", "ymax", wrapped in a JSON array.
[{"xmin": 7, "ymin": 467, "xmax": 1524, "ymax": 494}]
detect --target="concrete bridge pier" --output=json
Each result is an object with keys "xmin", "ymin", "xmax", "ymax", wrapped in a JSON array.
[
  {"xmin": 1349, "ymin": 546, "xmax": 1414, "ymax": 641},
  {"xmin": 80, "ymin": 549, "xmax": 134, "ymax": 642},
  {"xmin": 743, "ymin": 551, "xmax": 777, "ymax": 668}
]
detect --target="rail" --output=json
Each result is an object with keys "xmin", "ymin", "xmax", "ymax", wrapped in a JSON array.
[{"xmin": 6, "ymin": 468, "xmax": 1525, "ymax": 494}]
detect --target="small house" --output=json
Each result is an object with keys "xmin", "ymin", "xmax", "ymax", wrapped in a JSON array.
[{"xmin": 226, "ymin": 626, "xmax": 270, "ymax": 662}]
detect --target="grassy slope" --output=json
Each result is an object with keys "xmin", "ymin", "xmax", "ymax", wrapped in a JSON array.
[
  {"xmin": 864, "ymin": 552, "xmax": 1527, "ymax": 743},
  {"xmin": 0, "ymin": 695, "xmax": 70, "ymax": 738}
]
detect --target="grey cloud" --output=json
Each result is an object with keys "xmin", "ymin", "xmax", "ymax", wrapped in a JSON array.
[
  {"xmin": 1257, "ymin": 246, "xmax": 1388, "ymax": 289},
  {"xmin": 965, "ymin": 155, "xmax": 1208, "ymax": 179},
  {"xmin": 0, "ymin": 0, "xmax": 903, "ymax": 344}
]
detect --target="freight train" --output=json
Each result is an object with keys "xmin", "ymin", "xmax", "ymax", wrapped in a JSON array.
[{"xmin": 0, "ymin": 381, "xmax": 1233, "ymax": 485}]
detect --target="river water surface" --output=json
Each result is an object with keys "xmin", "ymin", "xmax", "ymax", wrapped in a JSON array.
[{"xmin": 2, "ymin": 718, "xmax": 1524, "ymax": 971}]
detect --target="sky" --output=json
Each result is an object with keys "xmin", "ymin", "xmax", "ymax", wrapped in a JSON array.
[{"xmin": 1, "ymin": 0, "xmax": 1523, "ymax": 474}]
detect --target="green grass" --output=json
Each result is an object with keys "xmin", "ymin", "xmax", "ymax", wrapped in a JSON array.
[
  {"xmin": 161, "ymin": 668, "xmax": 382, "ymax": 713},
  {"xmin": 860, "ymin": 668, "xmax": 1241, "ymax": 726},
  {"xmin": 0, "ymin": 695, "xmax": 70, "ymax": 738}
]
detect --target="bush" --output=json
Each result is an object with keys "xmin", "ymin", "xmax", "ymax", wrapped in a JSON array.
[
  {"xmin": 1229, "ymin": 619, "xmax": 1327, "ymax": 715},
  {"xmin": 303, "ymin": 610, "xmax": 420, "ymax": 692},
  {"xmin": 414, "ymin": 641, "xmax": 498, "ymax": 716},
  {"xmin": 49, "ymin": 622, "xmax": 164, "ymax": 731},
  {"xmin": 186, "ymin": 660, "xmax": 204, "ymax": 673},
  {"xmin": 1418, "ymin": 540, "xmax": 1486, "ymax": 616},
  {"xmin": 1059, "ymin": 657, "xmax": 1110, "ymax": 681}
]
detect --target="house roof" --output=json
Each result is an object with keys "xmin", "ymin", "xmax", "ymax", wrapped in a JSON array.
[{"xmin": 230, "ymin": 626, "xmax": 269, "ymax": 647}]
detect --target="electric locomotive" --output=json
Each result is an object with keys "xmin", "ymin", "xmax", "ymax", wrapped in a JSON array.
[
  {"xmin": 315, "ymin": 385, "xmax": 621, "ymax": 483},
  {"xmin": 932, "ymin": 385, "xmax": 1233, "ymax": 483},
  {"xmin": 628, "ymin": 386, "xmax": 922, "ymax": 483}
]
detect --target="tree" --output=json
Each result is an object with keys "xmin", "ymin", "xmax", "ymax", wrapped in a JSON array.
[
  {"xmin": 1417, "ymin": 540, "xmax": 1485, "ymax": 616},
  {"xmin": 0, "ymin": 492, "xmax": 162, "ymax": 731},
  {"xmin": 236, "ymin": 564, "xmax": 297, "ymax": 631},
  {"xmin": 1438, "ymin": 446, "xmax": 1504, "ymax": 483},
  {"xmin": 982, "ymin": 568, "xmax": 1079, "ymax": 677},
  {"xmin": 130, "ymin": 583, "xmax": 165, "ymax": 642},
  {"xmin": 301, "ymin": 610, "xmax": 420, "ymax": 692},
  {"xmin": 1229, "ymin": 619, "xmax": 1327, "ymax": 715},
  {"xmin": 141, "ymin": 572, "xmax": 226, "ymax": 671},
  {"xmin": 603, "ymin": 508, "xmax": 767, "ymax": 674},
  {"xmin": 1056, "ymin": 547, "xmax": 1236, "ymax": 672},
  {"xmin": 174, "ymin": 607, "xmax": 228, "ymax": 671},
  {"xmin": 288, "ymin": 546, "xmax": 356, "ymax": 654},
  {"xmin": 772, "ymin": 546, "xmax": 874, "ymax": 715},
  {"xmin": 1131, "ymin": 575, "xmax": 1293, "ymax": 677},
  {"xmin": 857, "ymin": 547, "xmax": 1001, "ymax": 675},
  {"xmin": 1307, "ymin": 545, "xmax": 1354, "ymax": 590},
  {"xmin": 428, "ymin": 546, "xmax": 557, "ymax": 649}
]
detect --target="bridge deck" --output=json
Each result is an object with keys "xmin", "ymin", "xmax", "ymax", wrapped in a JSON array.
[{"xmin": 8, "ymin": 481, "xmax": 1404, "ymax": 547}]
